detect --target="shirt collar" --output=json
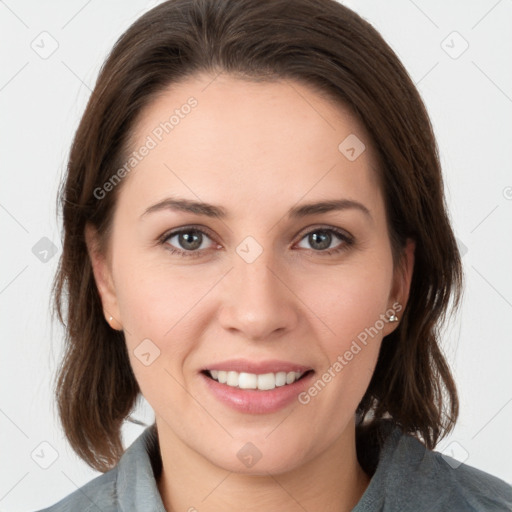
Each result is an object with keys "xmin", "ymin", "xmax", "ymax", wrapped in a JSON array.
[{"xmin": 116, "ymin": 423, "xmax": 167, "ymax": 512}]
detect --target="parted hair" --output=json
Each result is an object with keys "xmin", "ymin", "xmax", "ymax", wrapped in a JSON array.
[{"xmin": 53, "ymin": 0, "xmax": 462, "ymax": 472}]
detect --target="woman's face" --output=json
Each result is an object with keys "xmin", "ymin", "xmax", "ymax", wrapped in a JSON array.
[{"xmin": 88, "ymin": 74, "xmax": 413, "ymax": 474}]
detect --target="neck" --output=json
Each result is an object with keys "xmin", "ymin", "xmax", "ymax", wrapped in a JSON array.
[{"xmin": 156, "ymin": 418, "xmax": 370, "ymax": 512}]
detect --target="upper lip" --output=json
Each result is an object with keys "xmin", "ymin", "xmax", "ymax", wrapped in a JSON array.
[{"xmin": 202, "ymin": 359, "xmax": 313, "ymax": 374}]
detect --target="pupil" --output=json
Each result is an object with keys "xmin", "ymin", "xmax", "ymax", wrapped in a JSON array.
[
  {"xmin": 309, "ymin": 231, "xmax": 331, "ymax": 250},
  {"xmin": 180, "ymin": 231, "xmax": 202, "ymax": 250}
]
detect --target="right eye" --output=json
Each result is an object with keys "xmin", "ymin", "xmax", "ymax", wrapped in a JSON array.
[{"xmin": 162, "ymin": 227, "xmax": 219, "ymax": 257}]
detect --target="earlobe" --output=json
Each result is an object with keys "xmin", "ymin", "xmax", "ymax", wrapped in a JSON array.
[
  {"xmin": 384, "ymin": 238, "xmax": 415, "ymax": 335},
  {"xmin": 84, "ymin": 223, "xmax": 123, "ymax": 330},
  {"xmin": 106, "ymin": 314, "xmax": 124, "ymax": 331}
]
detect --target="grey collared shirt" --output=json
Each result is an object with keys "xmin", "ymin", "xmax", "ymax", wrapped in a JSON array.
[{"xmin": 35, "ymin": 423, "xmax": 512, "ymax": 511}]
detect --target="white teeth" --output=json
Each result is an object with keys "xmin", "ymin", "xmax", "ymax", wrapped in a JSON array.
[
  {"xmin": 227, "ymin": 371, "xmax": 238, "ymax": 386},
  {"xmin": 207, "ymin": 369, "xmax": 307, "ymax": 390},
  {"xmin": 239, "ymin": 372, "xmax": 257, "ymax": 389},
  {"xmin": 257, "ymin": 373, "xmax": 275, "ymax": 390},
  {"xmin": 275, "ymin": 372, "xmax": 287, "ymax": 387}
]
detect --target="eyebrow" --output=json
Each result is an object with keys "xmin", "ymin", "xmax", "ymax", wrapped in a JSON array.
[{"xmin": 141, "ymin": 197, "xmax": 372, "ymax": 220}]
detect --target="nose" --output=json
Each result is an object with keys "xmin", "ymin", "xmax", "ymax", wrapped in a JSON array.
[{"xmin": 217, "ymin": 250, "xmax": 299, "ymax": 342}]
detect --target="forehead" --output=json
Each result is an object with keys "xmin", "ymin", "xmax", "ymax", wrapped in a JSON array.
[{"xmin": 120, "ymin": 74, "xmax": 382, "ymax": 216}]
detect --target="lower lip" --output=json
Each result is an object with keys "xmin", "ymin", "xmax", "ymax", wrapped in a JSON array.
[{"xmin": 200, "ymin": 371, "xmax": 315, "ymax": 414}]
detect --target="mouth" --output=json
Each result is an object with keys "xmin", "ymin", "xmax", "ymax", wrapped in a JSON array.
[
  {"xmin": 201, "ymin": 369, "xmax": 314, "ymax": 391},
  {"xmin": 199, "ymin": 359, "xmax": 316, "ymax": 413}
]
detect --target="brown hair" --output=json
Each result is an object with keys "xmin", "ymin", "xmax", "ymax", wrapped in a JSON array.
[{"xmin": 53, "ymin": 0, "xmax": 462, "ymax": 472}]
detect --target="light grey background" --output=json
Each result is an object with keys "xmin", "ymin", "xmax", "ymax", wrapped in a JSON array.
[{"xmin": 1, "ymin": 0, "xmax": 511, "ymax": 510}]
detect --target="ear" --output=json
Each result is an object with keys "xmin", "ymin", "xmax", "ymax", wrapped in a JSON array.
[
  {"xmin": 85, "ymin": 223, "xmax": 123, "ymax": 330},
  {"xmin": 382, "ymin": 238, "xmax": 415, "ymax": 336}
]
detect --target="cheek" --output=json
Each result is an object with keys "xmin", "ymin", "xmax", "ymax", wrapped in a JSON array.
[
  {"xmin": 295, "ymin": 274, "xmax": 389, "ymax": 438},
  {"xmin": 114, "ymin": 260, "xmax": 208, "ymax": 412},
  {"xmin": 295, "ymin": 258, "xmax": 392, "ymax": 409},
  {"xmin": 112, "ymin": 253, "xmax": 222, "ymax": 402},
  {"xmin": 114, "ymin": 251, "xmax": 216, "ymax": 338},
  {"xmin": 303, "ymin": 259, "xmax": 393, "ymax": 347}
]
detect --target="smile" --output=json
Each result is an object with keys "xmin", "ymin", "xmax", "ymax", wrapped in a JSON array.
[{"xmin": 205, "ymin": 369, "xmax": 310, "ymax": 390}]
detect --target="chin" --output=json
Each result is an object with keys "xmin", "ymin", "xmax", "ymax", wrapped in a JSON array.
[{"xmin": 198, "ymin": 431, "xmax": 316, "ymax": 476}]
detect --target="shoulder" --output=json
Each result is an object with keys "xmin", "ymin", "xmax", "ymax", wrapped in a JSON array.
[
  {"xmin": 33, "ymin": 424, "xmax": 165, "ymax": 512},
  {"xmin": 33, "ymin": 468, "xmax": 118, "ymax": 512},
  {"xmin": 421, "ymin": 446, "xmax": 512, "ymax": 511},
  {"xmin": 355, "ymin": 422, "xmax": 512, "ymax": 511}
]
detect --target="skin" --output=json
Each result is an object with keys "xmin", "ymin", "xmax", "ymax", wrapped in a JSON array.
[{"xmin": 86, "ymin": 74, "xmax": 414, "ymax": 512}]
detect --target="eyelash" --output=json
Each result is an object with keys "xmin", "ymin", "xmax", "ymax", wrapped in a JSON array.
[{"xmin": 158, "ymin": 225, "xmax": 355, "ymax": 259}]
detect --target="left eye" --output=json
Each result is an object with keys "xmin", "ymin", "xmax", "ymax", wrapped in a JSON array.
[{"xmin": 296, "ymin": 228, "xmax": 347, "ymax": 251}]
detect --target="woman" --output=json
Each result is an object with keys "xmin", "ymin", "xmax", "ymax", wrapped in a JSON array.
[{"xmin": 38, "ymin": 0, "xmax": 512, "ymax": 510}]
